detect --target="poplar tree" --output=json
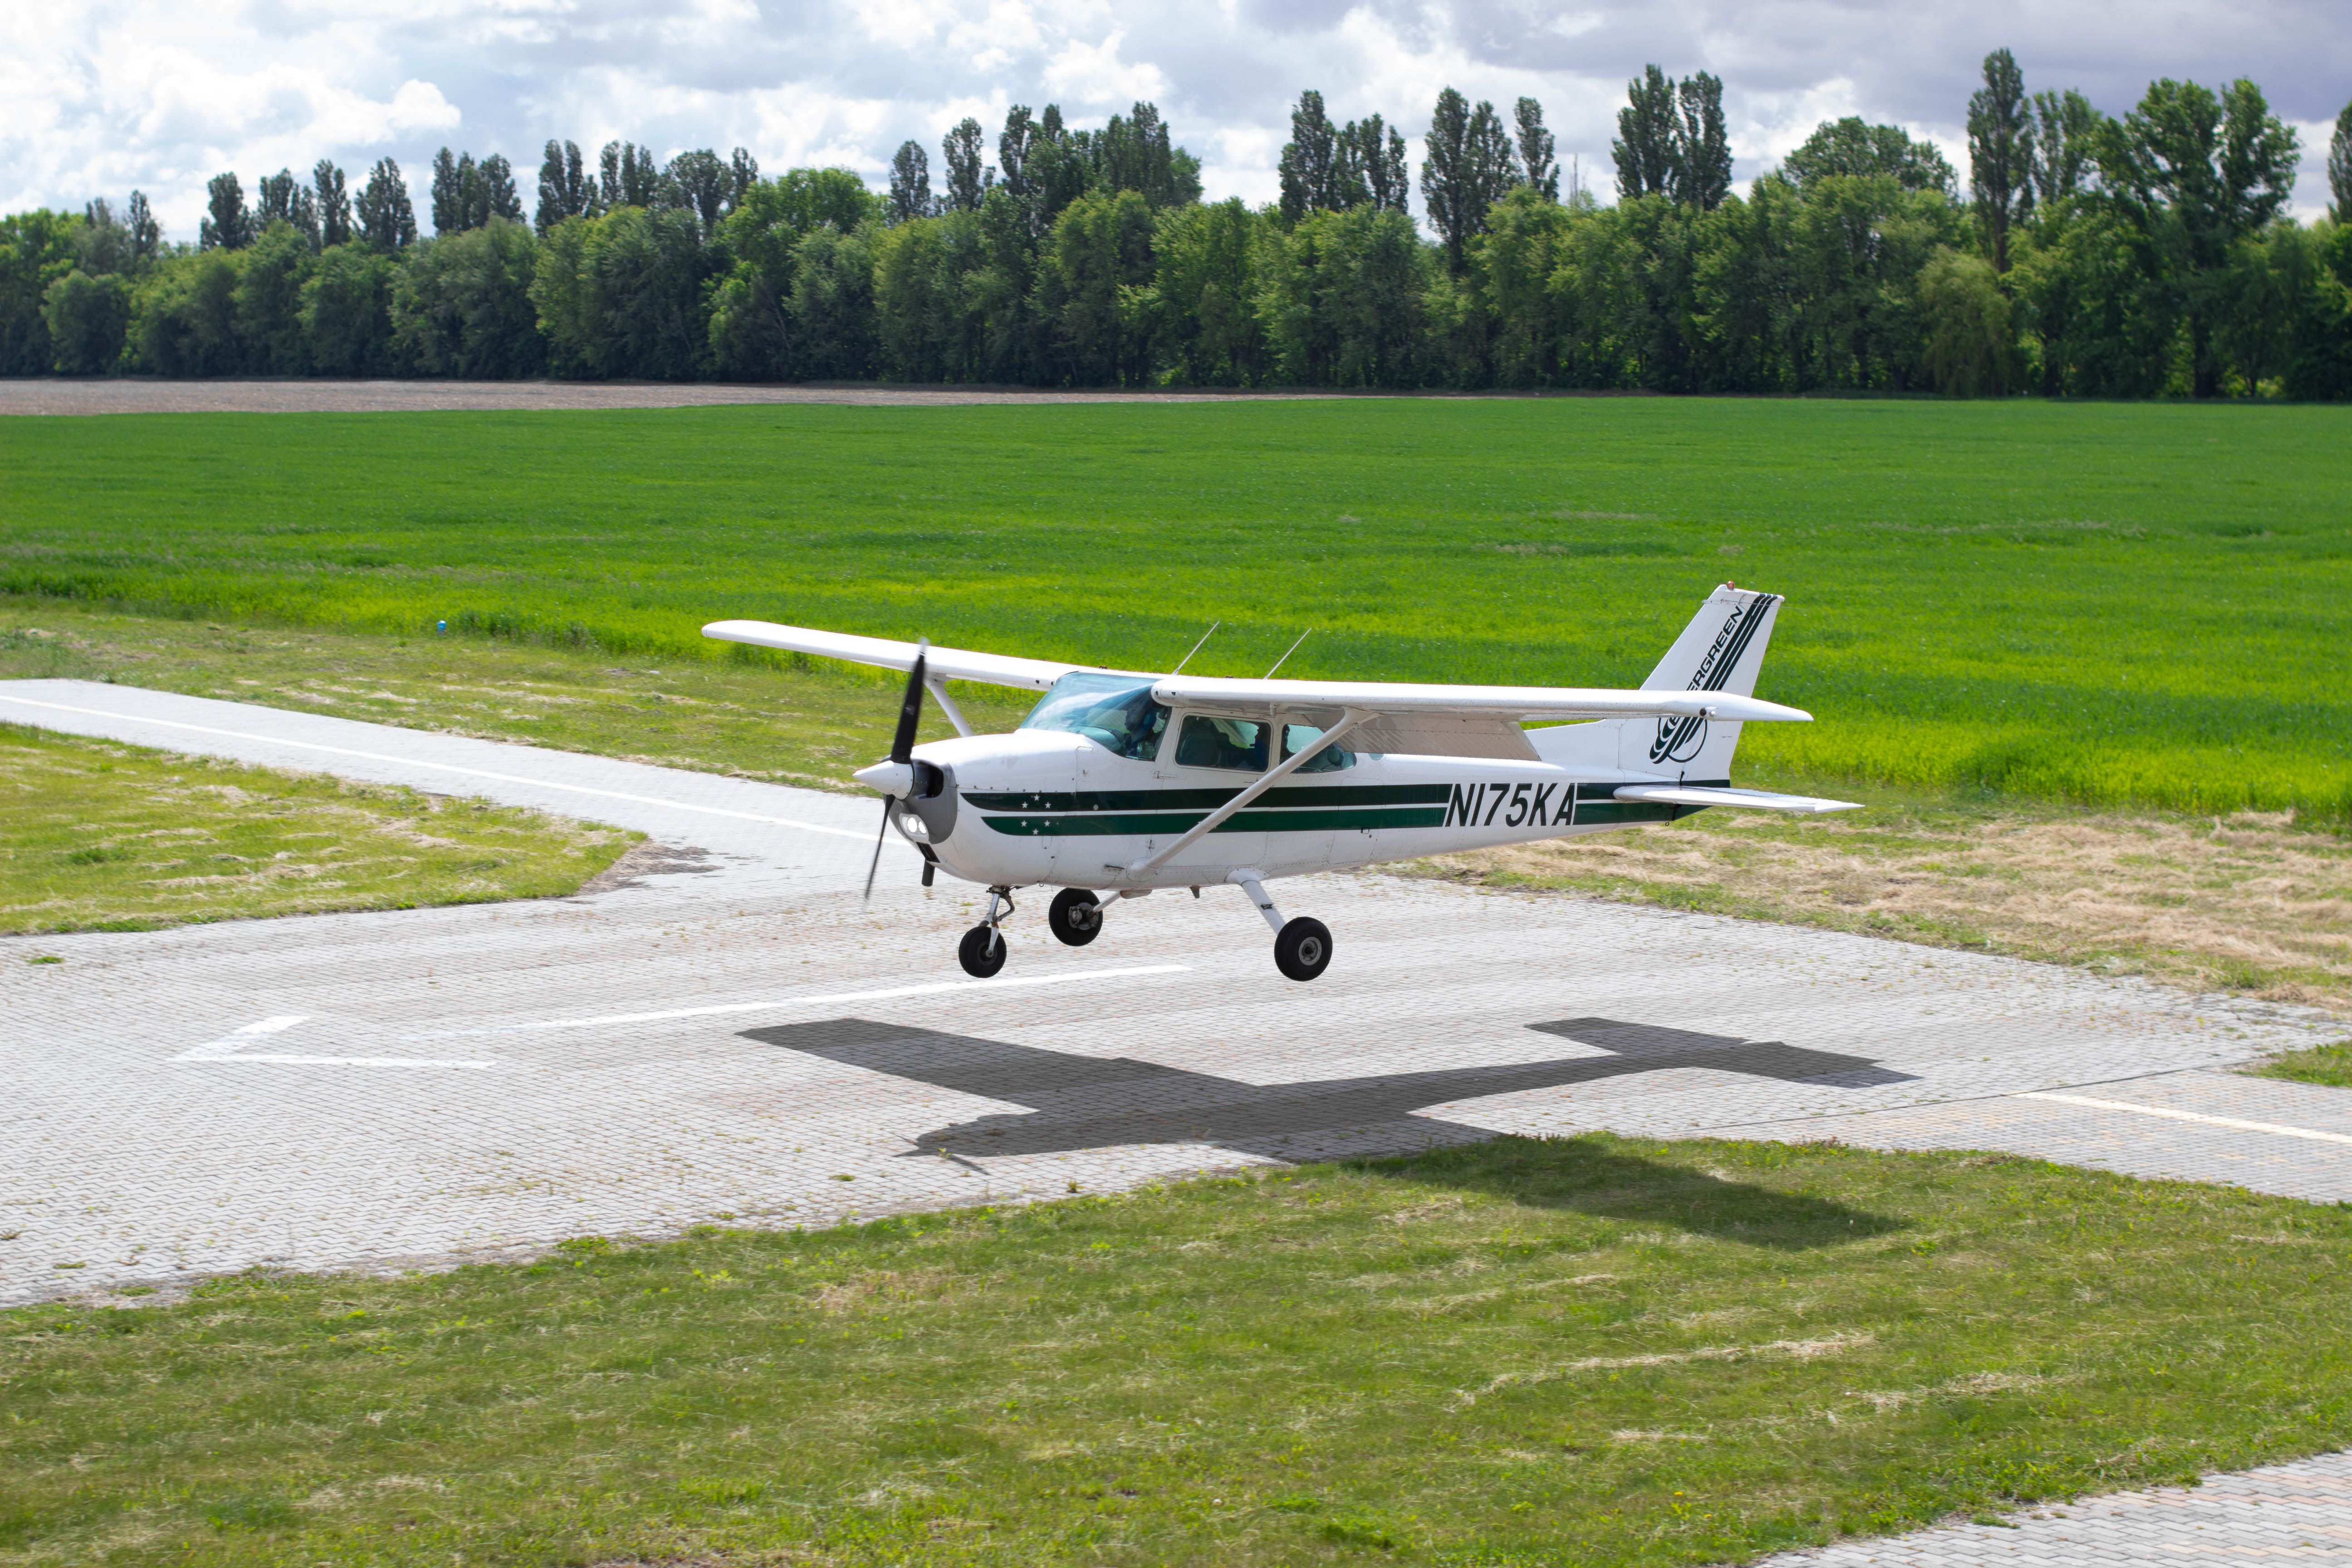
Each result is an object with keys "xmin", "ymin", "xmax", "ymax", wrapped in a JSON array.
[
  {"xmin": 356, "ymin": 158, "xmax": 417, "ymax": 249},
  {"xmin": 1421, "ymin": 89, "xmax": 1517, "ymax": 272},
  {"xmin": 480, "ymin": 155, "xmax": 522, "ymax": 223},
  {"xmin": 1514, "ymin": 98, "xmax": 1558, "ymax": 201},
  {"xmin": 199, "ymin": 172, "xmax": 251, "ymax": 250},
  {"xmin": 1612, "ymin": 66, "xmax": 1678, "ymax": 201},
  {"xmin": 2331, "ymin": 101, "xmax": 2352, "ymax": 222},
  {"xmin": 1672, "ymin": 74, "xmax": 1731, "ymax": 210},
  {"xmin": 1967, "ymin": 48, "xmax": 2034, "ymax": 270},
  {"xmin": 1343, "ymin": 116, "xmax": 1411, "ymax": 212},
  {"xmin": 889, "ymin": 141, "xmax": 933, "ymax": 223},
  {"xmin": 431, "ymin": 149, "xmax": 472, "ymax": 234},
  {"xmin": 943, "ymin": 118, "xmax": 992, "ymax": 211},
  {"xmin": 256, "ymin": 168, "xmax": 318, "ymax": 243},
  {"xmin": 125, "ymin": 191, "xmax": 160, "ymax": 260},
  {"xmin": 1279, "ymin": 91, "xmax": 1339, "ymax": 223},
  {"xmin": 314, "ymin": 162, "xmax": 352, "ymax": 246},
  {"xmin": 536, "ymin": 141, "xmax": 593, "ymax": 232}
]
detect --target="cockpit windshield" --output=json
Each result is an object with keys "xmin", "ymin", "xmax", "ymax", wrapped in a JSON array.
[{"xmin": 1019, "ymin": 672, "xmax": 1170, "ymax": 760}]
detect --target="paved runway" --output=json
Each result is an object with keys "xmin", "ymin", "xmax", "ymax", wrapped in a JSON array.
[
  {"xmin": 6, "ymin": 676, "xmax": 2343, "ymax": 1307},
  {"xmin": 7, "ymin": 678, "xmax": 2351, "ymax": 1562}
]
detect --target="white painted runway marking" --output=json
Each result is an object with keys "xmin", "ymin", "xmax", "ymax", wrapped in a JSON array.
[
  {"xmin": 411, "ymin": 964, "xmax": 1195, "ymax": 1037},
  {"xmin": 2016, "ymin": 1090, "xmax": 2352, "ymax": 1147},
  {"xmin": 175, "ymin": 1015, "xmax": 497, "ymax": 1069},
  {"xmin": 0, "ymin": 692, "xmax": 891, "ymax": 845}
]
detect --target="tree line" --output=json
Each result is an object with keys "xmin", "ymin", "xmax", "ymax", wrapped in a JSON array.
[{"xmin": 5, "ymin": 58, "xmax": 2351, "ymax": 397}]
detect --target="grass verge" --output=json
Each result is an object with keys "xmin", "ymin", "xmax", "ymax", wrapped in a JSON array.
[
  {"xmin": 6, "ymin": 1135, "xmax": 2350, "ymax": 1567},
  {"xmin": 2249, "ymin": 1042, "xmax": 2352, "ymax": 1089},
  {"xmin": 0, "ymin": 720, "xmax": 636, "ymax": 935},
  {"xmin": 1408, "ymin": 782, "xmax": 2352, "ymax": 1014}
]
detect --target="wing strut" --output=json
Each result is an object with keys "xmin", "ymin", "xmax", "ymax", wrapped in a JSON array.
[{"xmin": 1124, "ymin": 709, "xmax": 1372, "ymax": 877}]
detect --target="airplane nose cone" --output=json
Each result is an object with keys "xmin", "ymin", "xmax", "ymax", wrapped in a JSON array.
[{"xmin": 853, "ymin": 760, "xmax": 916, "ymax": 797}]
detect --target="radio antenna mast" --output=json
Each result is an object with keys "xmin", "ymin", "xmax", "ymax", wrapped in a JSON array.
[{"xmin": 1171, "ymin": 621, "xmax": 1220, "ymax": 674}]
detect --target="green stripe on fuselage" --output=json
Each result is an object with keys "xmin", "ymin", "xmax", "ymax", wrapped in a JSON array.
[
  {"xmin": 960, "ymin": 783, "xmax": 1451, "ymax": 813},
  {"xmin": 980, "ymin": 806, "xmax": 1449, "ymax": 838}
]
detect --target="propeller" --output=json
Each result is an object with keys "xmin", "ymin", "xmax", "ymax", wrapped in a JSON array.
[{"xmin": 862, "ymin": 641, "xmax": 929, "ymax": 902}]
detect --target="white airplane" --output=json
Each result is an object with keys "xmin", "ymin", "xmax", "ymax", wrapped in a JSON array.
[{"xmin": 704, "ymin": 584, "xmax": 1858, "ymax": 983}]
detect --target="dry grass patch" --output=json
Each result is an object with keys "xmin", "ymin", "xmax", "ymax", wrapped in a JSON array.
[
  {"xmin": 1414, "ymin": 795, "xmax": 2352, "ymax": 1012},
  {"xmin": 0, "ymin": 722, "xmax": 635, "ymax": 934}
]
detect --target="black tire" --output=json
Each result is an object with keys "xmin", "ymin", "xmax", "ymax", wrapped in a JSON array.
[
  {"xmin": 1273, "ymin": 916, "xmax": 1333, "ymax": 982},
  {"xmin": 958, "ymin": 924, "xmax": 1008, "ymax": 978},
  {"xmin": 1048, "ymin": 888, "xmax": 1103, "ymax": 947}
]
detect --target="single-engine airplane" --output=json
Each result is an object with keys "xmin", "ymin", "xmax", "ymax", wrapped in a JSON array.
[{"xmin": 705, "ymin": 584, "xmax": 1858, "ymax": 983}]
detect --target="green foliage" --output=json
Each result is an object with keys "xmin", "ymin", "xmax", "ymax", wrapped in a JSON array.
[
  {"xmin": 0, "ymin": 209, "xmax": 82, "ymax": 374},
  {"xmin": 392, "ymin": 218, "xmax": 542, "ymax": 377},
  {"xmin": 39, "ymin": 269, "xmax": 131, "ymax": 373},
  {"xmin": 6, "ymin": 74, "xmax": 2349, "ymax": 397},
  {"xmin": 6, "ymin": 1136, "xmax": 2352, "ymax": 1565},
  {"xmin": 2, "ymin": 398, "xmax": 2349, "ymax": 819},
  {"xmin": 299, "ymin": 245, "xmax": 397, "ymax": 376},
  {"xmin": 1918, "ymin": 248, "xmax": 2017, "ymax": 395}
]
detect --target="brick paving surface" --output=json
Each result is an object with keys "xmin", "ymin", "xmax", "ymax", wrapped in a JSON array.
[
  {"xmin": 1758, "ymin": 1449, "xmax": 2352, "ymax": 1563},
  {"xmin": 5, "ymin": 678, "xmax": 2350, "ymax": 1559}
]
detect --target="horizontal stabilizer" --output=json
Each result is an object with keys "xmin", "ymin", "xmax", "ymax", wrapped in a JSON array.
[
  {"xmin": 1609, "ymin": 784, "xmax": 1862, "ymax": 814},
  {"xmin": 703, "ymin": 621, "xmax": 1081, "ymax": 692}
]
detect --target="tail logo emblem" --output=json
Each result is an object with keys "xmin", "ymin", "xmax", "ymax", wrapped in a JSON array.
[{"xmin": 1650, "ymin": 596, "xmax": 1776, "ymax": 764}]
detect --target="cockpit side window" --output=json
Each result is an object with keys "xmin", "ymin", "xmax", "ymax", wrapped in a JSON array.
[
  {"xmin": 1175, "ymin": 715, "xmax": 1269, "ymax": 771},
  {"xmin": 1019, "ymin": 673, "xmax": 1169, "ymax": 760}
]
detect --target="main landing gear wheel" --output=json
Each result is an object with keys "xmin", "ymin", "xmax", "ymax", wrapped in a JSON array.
[
  {"xmin": 1273, "ymin": 916, "xmax": 1333, "ymax": 982},
  {"xmin": 1048, "ymin": 888, "xmax": 1103, "ymax": 947},
  {"xmin": 958, "ymin": 924, "xmax": 1008, "ymax": 978}
]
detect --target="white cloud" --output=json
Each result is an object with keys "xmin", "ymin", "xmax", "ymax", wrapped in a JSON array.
[{"xmin": 2, "ymin": 0, "xmax": 2344, "ymax": 235}]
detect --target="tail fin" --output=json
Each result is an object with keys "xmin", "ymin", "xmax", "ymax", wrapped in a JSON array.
[{"xmin": 1531, "ymin": 584, "xmax": 1784, "ymax": 780}]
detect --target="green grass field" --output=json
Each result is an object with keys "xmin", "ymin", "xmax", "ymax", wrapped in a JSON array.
[
  {"xmin": 3, "ymin": 399, "xmax": 2348, "ymax": 818},
  {"xmin": 8, "ymin": 1136, "xmax": 2351, "ymax": 1568}
]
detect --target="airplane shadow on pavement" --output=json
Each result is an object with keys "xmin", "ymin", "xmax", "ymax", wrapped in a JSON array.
[{"xmin": 741, "ymin": 1014, "xmax": 1917, "ymax": 1166}]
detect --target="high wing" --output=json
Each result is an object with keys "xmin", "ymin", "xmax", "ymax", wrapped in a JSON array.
[
  {"xmin": 703, "ymin": 620, "xmax": 1092, "ymax": 692},
  {"xmin": 701, "ymin": 620, "xmax": 1813, "ymax": 764}
]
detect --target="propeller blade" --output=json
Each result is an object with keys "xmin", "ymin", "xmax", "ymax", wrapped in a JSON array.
[
  {"xmin": 889, "ymin": 642, "xmax": 929, "ymax": 764},
  {"xmin": 867, "ymin": 640, "xmax": 929, "ymax": 903},
  {"xmin": 862, "ymin": 797, "xmax": 892, "ymax": 902}
]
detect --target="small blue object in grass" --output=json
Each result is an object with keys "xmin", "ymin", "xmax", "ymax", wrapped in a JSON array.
[{"xmin": 436, "ymin": 620, "xmax": 447, "ymax": 634}]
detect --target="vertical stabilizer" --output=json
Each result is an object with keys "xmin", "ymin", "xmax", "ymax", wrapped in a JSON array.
[{"xmin": 1529, "ymin": 584, "xmax": 1784, "ymax": 780}]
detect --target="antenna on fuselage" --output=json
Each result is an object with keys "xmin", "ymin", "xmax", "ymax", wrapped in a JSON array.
[
  {"xmin": 1264, "ymin": 628, "xmax": 1313, "ymax": 678},
  {"xmin": 1171, "ymin": 621, "xmax": 1220, "ymax": 674}
]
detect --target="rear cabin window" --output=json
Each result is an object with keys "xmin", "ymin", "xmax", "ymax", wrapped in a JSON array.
[
  {"xmin": 1019, "ymin": 673, "xmax": 1169, "ymax": 760},
  {"xmin": 1283, "ymin": 723, "xmax": 1355, "ymax": 773}
]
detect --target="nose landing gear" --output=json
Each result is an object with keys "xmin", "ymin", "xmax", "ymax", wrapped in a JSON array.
[{"xmin": 958, "ymin": 886, "xmax": 1014, "ymax": 978}]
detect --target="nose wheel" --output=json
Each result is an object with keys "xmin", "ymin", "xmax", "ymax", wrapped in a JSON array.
[{"xmin": 957, "ymin": 886, "xmax": 1014, "ymax": 978}]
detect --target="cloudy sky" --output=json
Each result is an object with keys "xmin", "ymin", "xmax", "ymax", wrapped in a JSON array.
[{"xmin": 5, "ymin": 0, "xmax": 2344, "ymax": 238}]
